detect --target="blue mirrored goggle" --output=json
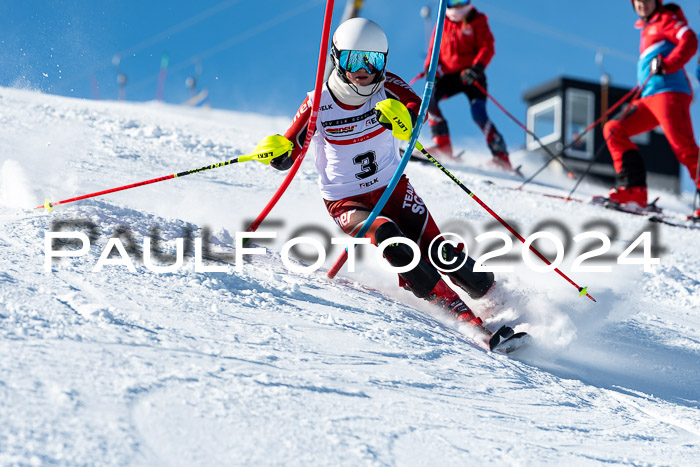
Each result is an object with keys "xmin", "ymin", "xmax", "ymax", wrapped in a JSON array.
[
  {"xmin": 447, "ymin": 0, "xmax": 470, "ymax": 7},
  {"xmin": 338, "ymin": 50, "xmax": 386, "ymax": 74}
]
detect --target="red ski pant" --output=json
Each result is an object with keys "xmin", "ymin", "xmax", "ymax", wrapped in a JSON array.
[
  {"xmin": 324, "ymin": 175, "xmax": 442, "ymax": 258},
  {"xmin": 604, "ymin": 92, "xmax": 699, "ymax": 189}
]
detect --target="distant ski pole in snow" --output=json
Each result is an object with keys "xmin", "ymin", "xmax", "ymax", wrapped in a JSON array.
[
  {"xmin": 519, "ymin": 83, "xmax": 641, "ymax": 190},
  {"xmin": 472, "ymin": 81, "xmax": 577, "ymax": 179},
  {"xmin": 156, "ymin": 52, "xmax": 170, "ymax": 102}
]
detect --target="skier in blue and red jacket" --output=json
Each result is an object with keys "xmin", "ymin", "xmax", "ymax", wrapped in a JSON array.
[
  {"xmin": 422, "ymin": 0, "xmax": 512, "ymax": 170},
  {"xmin": 602, "ymin": 0, "xmax": 699, "ymax": 218}
]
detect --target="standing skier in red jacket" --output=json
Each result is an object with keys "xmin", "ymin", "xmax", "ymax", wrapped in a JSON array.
[
  {"xmin": 423, "ymin": 0, "xmax": 512, "ymax": 170},
  {"xmin": 602, "ymin": 0, "xmax": 699, "ymax": 219}
]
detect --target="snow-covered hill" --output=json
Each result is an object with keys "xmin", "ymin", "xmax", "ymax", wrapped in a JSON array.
[{"xmin": 0, "ymin": 87, "xmax": 698, "ymax": 465}]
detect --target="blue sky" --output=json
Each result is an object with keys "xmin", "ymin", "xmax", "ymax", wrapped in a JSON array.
[{"xmin": 2, "ymin": 0, "xmax": 699, "ymax": 157}]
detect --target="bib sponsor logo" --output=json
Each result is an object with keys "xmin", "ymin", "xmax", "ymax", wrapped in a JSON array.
[
  {"xmin": 359, "ymin": 177, "xmax": 380, "ymax": 189},
  {"xmin": 322, "ymin": 110, "xmax": 376, "ymax": 128},
  {"xmin": 327, "ymin": 125, "xmax": 357, "ymax": 135}
]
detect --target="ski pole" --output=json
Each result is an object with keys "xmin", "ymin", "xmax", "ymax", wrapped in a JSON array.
[
  {"xmin": 416, "ymin": 140, "xmax": 596, "ymax": 303},
  {"xmin": 472, "ymin": 81, "xmax": 577, "ymax": 178},
  {"xmin": 243, "ymin": 0, "xmax": 335, "ymax": 238},
  {"xmin": 519, "ymin": 84, "xmax": 641, "ymax": 189},
  {"xmin": 326, "ymin": 0, "xmax": 449, "ymax": 280},
  {"xmin": 565, "ymin": 75, "xmax": 650, "ymax": 199},
  {"xmin": 693, "ymin": 147, "xmax": 700, "ymax": 215},
  {"xmin": 35, "ymin": 144, "xmax": 285, "ymax": 211},
  {"xmin": 409, "ymin": 71, "xmax": 425, "ymax": 86}
]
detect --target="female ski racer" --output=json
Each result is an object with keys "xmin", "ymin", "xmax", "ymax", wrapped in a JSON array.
[
  {"xmin": 602, "ymin": 0, "xmax": 699, "ymax": 219},
  {"xmin": 252, "ymin": 18, "xmax": 504, "ymax": 341}
]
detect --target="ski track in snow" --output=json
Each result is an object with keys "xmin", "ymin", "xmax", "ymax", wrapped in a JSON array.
[{"xmin": 0, "ymin": 87, "xmax": 698, "ymax": 465}]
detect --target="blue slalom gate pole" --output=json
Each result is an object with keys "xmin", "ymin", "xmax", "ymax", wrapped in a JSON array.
[{"xmin": 327, "ymin": 0, "xmax": 448, "ymax": 278}]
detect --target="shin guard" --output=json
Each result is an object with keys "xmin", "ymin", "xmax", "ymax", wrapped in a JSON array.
[
  {"xmin": 429, "ymin": 240, "xmax": 494, "ymax": 299},
  {"xmin": 374, "ymin": 221, "xmax": 440, "ymax": 299}
]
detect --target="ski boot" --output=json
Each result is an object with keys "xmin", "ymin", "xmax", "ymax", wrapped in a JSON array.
[
  {"xmin": 689, "ymin": 206, "xmax": 700, "ymax": 222},
  {"xmin": 489, "ymin": 152, "xmax": 513, "ymax": 171},
  {"xmin": 424, "ymin": 135, "xmax": 454, "ymax": 159},
  {"xmin": 426, "ymin": 279, "xmax": 484, "ymax": 327},
  {"xmin": 603, "ymin": 186, "xmax": 648, "ymax": 209},
  {"xmin": 426, "ymin": 279, "xmax": 526, "ymax": 352}
]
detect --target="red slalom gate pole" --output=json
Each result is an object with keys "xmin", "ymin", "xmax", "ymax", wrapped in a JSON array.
[{"xmin": 244, "ymin": 0, "xmax": 335, "ymax": 236}]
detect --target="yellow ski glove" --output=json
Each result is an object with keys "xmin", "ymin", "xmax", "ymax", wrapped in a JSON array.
[
  {"xmin": 375, "ymin": 98, "xmax": 413, "ymax": 142},
  {"xmin": 239, "ymin": 135, "xmax": 294, "ymax": 168}
]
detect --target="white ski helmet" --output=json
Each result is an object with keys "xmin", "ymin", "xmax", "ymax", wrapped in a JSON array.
[{"xmin": 331, "ymin": 18, "xmax": 389, "ymax": 84}]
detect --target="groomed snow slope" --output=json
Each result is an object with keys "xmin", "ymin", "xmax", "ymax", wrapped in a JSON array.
[{"xmin": 0, "ymin": 87, "xmax": 698, "ymax": 465}]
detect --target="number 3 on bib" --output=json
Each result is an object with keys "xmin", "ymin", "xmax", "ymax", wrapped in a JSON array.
[{"xmin": 353, "ymin": 151, "xmax": 379, "ymax": 180}]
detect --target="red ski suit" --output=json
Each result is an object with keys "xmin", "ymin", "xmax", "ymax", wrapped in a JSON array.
[{"xmin": 604, "ymin": 5, "xmax": 699, "ymax": 189}]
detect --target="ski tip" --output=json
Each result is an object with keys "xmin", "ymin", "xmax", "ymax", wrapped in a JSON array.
[
  {"xmin": 488, "ymin": 325, "xmax": 514, "ymax": 352},
  {"xmin": 492, "ymin": 331, "xmax": 531, "ymax": 354}
]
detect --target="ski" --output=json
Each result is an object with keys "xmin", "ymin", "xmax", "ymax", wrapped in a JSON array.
[
  {"xmin": 484, "ymin": 181, "xmax": 700, "ymax": 232},
  {"xmin": 493, "ymin": 331, "xmax": 531, "ymax": 354},
  {"xmin": 649, "ymin": 215, "xmax": 700, "ymax": 231},
  {"xmin": 483, "ymin": 180, "xmax": 587, "ymax": 203},
  {"xmin": 591, "ymin": 197, "xmax": 700, "ymax": 230},
  {"xmin": 454, "ymin": 322, "xmax": 530, "ymax": 354},
  {"xmin": 488, "ymin": 325, "xmax": 530, "ymax": 354},
  {"xmin": 589, "ymin": 195, "xmax": 663, "ymax": 215}
]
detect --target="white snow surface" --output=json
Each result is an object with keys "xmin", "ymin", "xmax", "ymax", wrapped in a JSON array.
[{"xmin": 0, "ymin": 87, "xmax": 699, "ymax": 465}]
